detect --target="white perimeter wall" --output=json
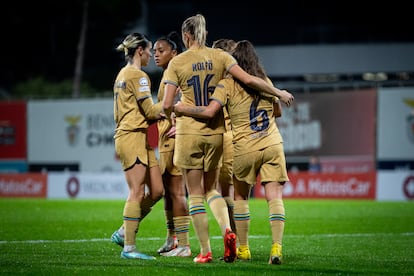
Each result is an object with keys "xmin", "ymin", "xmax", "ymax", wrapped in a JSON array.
[{"xmin": 45, "ymin": 171, "xmax": 414, "ymax": 201}]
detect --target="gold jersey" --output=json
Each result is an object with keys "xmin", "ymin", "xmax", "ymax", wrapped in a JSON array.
[
  {"xmin": 164, "ymin": 47, "xmax": 237, "ymax": 135},
  {"xmin": 211, "ymin": 78, "xmax": 283, "ymax": 157},
  {"xmin": 157, "ymin": 69, "xmax": 175, "ymax": 153},
  {"xmin": 113, "ymin": 65, "xmax": 158, "ymax": 138}
]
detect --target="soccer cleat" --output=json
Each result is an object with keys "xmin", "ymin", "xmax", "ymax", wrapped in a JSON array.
[
  {"xmin": 111, "ymin": 230, "xmax": 124, "ymax": 247},
  {"xmin": 193, "ymin": 252, "xmax": 213, "ymax": 263},
  {"xmin": 268, "ymin": 243, "xmax": 282, "ymax": 265},
  {"xmin": 157, "ymin": 235, "xmax": 178, "ymax": 254},
  {"xmin": 236, "ymin": 245, "xmax": 251, "ymax": 260},
  {"xmin": 223, "ymin": 228, "xmax": 237, "ymax": 263},
  {"xmin": 121, "ymin": 250, "xmax": 156, "ymax": 260},
  {"xmin": 160, "ymin": 245, "xmax": 192, "ymax": 257}
]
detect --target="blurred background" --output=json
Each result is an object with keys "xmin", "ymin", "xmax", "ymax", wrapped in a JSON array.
[
  {"xmin": 1, "ymin": 0, "xmax": 413, "ymax": 200},
  {"xmin": 1, "ymin": 0, "xmax": 413, "ymax": 98}
]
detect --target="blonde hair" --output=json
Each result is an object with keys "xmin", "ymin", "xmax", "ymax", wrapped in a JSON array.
[
  {"xmin": 116, "ymin": 32, "xmax": 150, "ymax": 60},
  {"xmin": 181, "ymin": 14, "xmax": 207, "ymax": 46}
]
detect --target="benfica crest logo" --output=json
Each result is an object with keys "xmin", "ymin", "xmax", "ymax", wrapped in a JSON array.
[
  {"xmin": 64, "ymin": 115, "xmax": 82, "ymax": 146},
  {"xmin": 404, "ymin": 98, "xmax": 414, "ymax": 143}
]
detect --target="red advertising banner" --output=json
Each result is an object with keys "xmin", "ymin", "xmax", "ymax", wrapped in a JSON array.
[
  {"xmin": 253, "ymin": 172, "xmax": 376, "ymax": 199},
  {"xmin": 0, "ymin": 173, "xmax": 47, "ymax": 198},
  {"xmin": 0, "ymin": 101, "xmax": 27, "ymax": 159}
]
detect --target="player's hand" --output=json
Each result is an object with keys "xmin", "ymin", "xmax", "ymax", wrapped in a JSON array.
[
  {"xmin": 279, "ymin": 89, "xmax": 294, "ymax": 107},
  {"xmin": 173, "ymin": 101, "xmax": 183, "ymax": 116},
  {"xmin": 166, "ymin": 125, "xmax": 176, "ymax": 138}
]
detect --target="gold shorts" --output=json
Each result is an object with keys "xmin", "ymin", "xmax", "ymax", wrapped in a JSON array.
[
  {"xmin": 219, "ymin": 131, "xmax": 233, "ymax": 184},
  {"xmin": 174, "ymin": 133, "xmax": 223, "ymax": 171},
  {"xmin": 233, "ymin": 143, "xmax": 289, "ymax": 185},
  {"xmin": 115, "ymin": 130, "xmax": 158, "ymax": 170},
  {"xmin": 159, "ymin": 150, "xmax": 181, "ymax": 176}
]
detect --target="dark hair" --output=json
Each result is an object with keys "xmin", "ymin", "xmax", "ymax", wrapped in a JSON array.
[
  {"xmin": 232, "ymin": 40, "xmax": 267, "ymax": 99},
  {"xmin": 156, "ymin": 31, "xmax": 185, "ymax": 54},
  {"xmin": 116, "ymin": 32, "xmax": 151, "ymax": 60}
]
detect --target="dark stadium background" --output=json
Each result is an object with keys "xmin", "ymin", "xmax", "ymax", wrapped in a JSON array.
[{"xmin": 1, "ymin": 0, "xmax": 412, "ymax": 97}]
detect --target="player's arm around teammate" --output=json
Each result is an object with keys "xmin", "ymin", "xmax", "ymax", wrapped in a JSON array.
[
  {"xmin": 162, "ymin": 14, "xmax": 238, "ymax": 264},
  {"xmin": 175, "ymin": 40, "xmax": 292, "ymax": 265}
]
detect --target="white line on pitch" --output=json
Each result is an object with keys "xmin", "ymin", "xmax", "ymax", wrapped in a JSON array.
[{"xmin": 1, "ymin": 232, "xmax": 413, "ymax": 244}]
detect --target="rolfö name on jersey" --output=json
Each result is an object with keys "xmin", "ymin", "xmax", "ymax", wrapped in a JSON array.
[{"xmin": 192, "ymin": 60, "xmax": 213, "ymax": 71}]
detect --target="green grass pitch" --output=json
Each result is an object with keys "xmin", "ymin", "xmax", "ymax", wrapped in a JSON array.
[{"xmin": 1, "ymin": 198, "xmax": 413, "ymax": 275}]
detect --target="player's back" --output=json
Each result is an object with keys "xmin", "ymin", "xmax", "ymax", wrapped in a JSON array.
[
  {"xmin": 165, "ymin": 47, "xmax": 236, "ymax": 135},
  {"xmin": 216, "ymin": 78, "xmax": 283, "ymax": 156}
]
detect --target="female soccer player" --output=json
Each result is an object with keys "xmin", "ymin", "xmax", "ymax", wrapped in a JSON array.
[
  {"xmin": 111, "ymin": 32, "xmax": 164, "ymax": 260},
  {"xmin": 174, "ymin": 40, "xmax": 291, "ymax": 265},
  {"xmin": 211, "ymin": 38, "xmax": 237, "ymax": 235},
  {"xmin": 153, "ymin": 31, "xmax": 191, "ymax": 257},
  {"xmin": 162, "ymin": 13, "xmax": 294, "ymax": 263}
]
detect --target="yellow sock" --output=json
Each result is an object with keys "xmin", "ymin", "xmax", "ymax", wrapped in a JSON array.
[
  {"xmin": 189, "ymin": 195, "xmax": 210, "ymax": 255},
  {"xmin": 234, "ymin": 200, "xmax": 249, "ymax": 246},
  {"xmin": 206, "ymin": 189, "xmax": 231, "ymax": 236},
  {"xmin": 268, "ymin": 199, "xmax": 285, "ymax": 245},
  {"xmin": 123, "ymin": 201, "xmax": 140, "ymax": 246},
  {"xmin": 173, "ymin": 215, "xmax": 191, "ymax": 246}
]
